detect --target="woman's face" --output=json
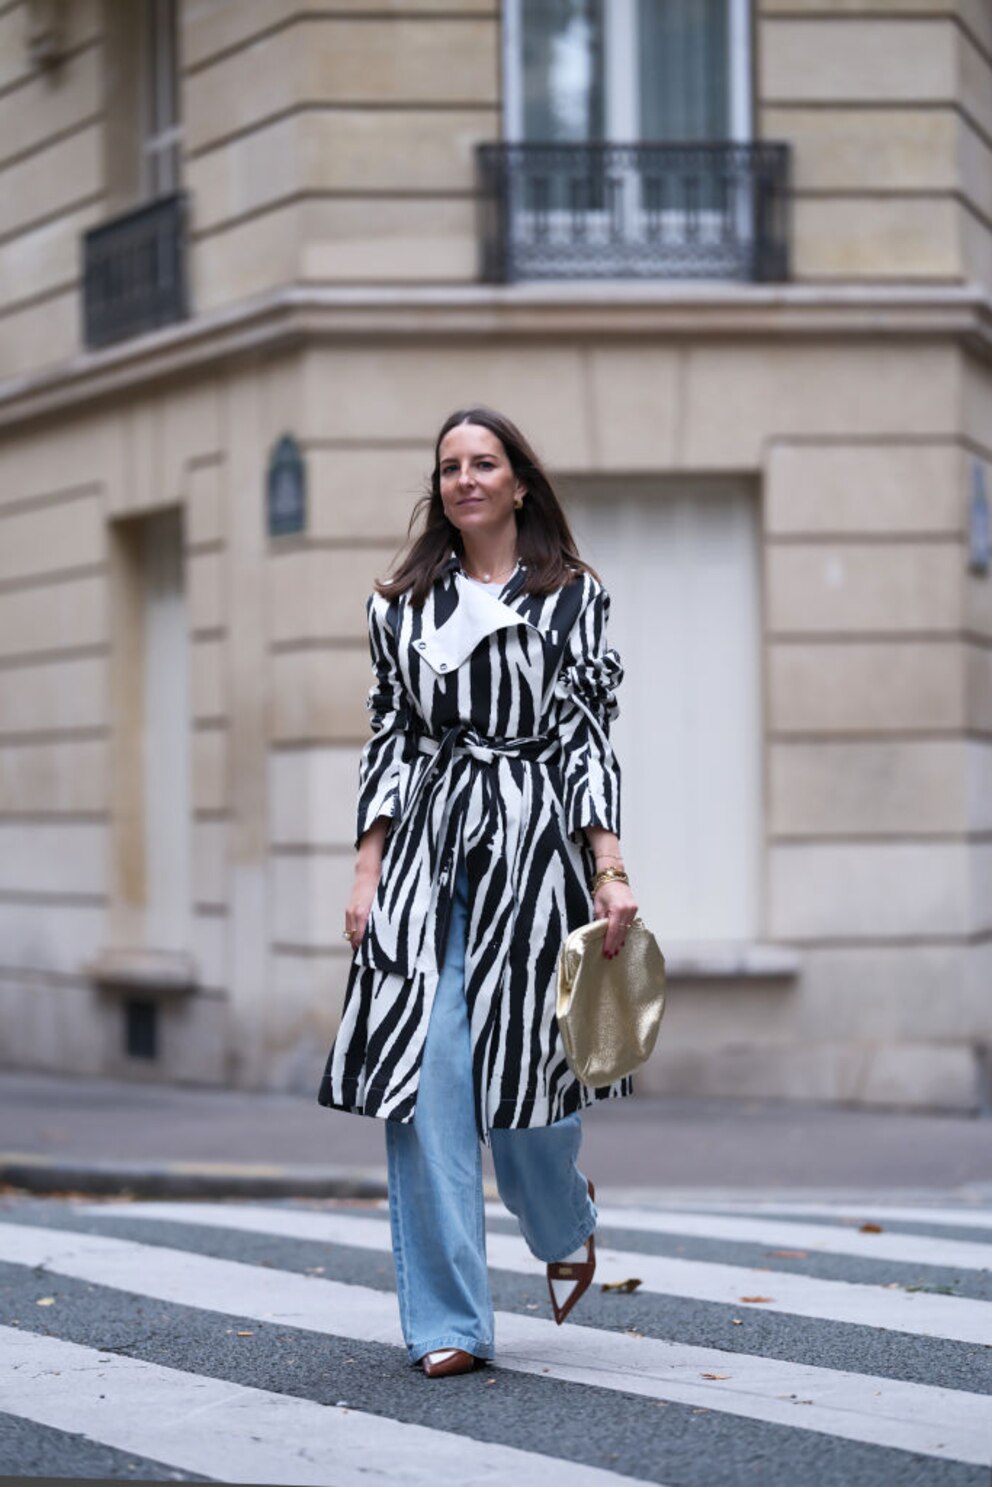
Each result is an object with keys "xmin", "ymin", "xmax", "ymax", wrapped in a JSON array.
[{"xmin": 438, "ymin": 423, "xmax": 526, "ymax": 539}]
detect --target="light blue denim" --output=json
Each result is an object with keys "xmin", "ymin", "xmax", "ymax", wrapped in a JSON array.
[{"xmin": 385, "ymin": 861, "xmax": 597, "ymax": 1364}]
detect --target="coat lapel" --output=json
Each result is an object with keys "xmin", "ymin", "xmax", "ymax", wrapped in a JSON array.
[{"xmin": 415, "ymin": 563, "xmax": 536, "ymax": 677}]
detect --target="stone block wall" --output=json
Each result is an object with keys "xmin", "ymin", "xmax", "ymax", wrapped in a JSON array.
[
  {"xmin": 0, "ymin": 0, "xmax": 990, "ymax": 1104},
  {"xmin": 182, "ymin": 2, "xmax": 501, "ymax": 308},
  {"xmin": 5, "ymin": 1, "xmax": 992, "ymax": 385},
  {"xmin": 757, "ymin": 0, "xmax": 992, "ymax": 285}
]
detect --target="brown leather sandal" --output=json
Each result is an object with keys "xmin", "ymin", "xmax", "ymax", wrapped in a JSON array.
[{"xmin": 547, "ymin": 1178, "xmax": 596, "ymax": 1326}]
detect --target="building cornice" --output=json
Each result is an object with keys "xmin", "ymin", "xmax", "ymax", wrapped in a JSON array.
[{"xmin": 1, "ymin": 282, "xmax": 991, "ymax": 431}]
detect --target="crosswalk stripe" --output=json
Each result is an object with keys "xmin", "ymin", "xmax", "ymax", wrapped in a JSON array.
[
  {"xmin": 92, "ymin": 1200, "xmax": 992, "ymax": 1346},
  {"xmin": 1, "ymin": 1220, "xmax": 988, "ymax": 1465},
  {"xmin": 651, "ymin": 1202, "xmax": 992, "ymax": 1233},
  {"xmin": 0, "ymin": 1326, "xmax": 643, "ymax": 1487},
  {"xmin": 520, "ymin": 1205, "xmax": 992, "ymax": 1272}
]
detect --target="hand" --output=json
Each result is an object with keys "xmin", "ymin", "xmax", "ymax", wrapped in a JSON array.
[
  {"xmin": 594, "ymin": 879, "xmax": 638, "ymax": 959},
  {"xmin": 344, "ymin": 862, "xmax": 381, "ymax": 953}
]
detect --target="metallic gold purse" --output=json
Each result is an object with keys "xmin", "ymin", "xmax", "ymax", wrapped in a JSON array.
[{"xmin": 556, "ymin": 919, "xmax": 666, "ymax": 1087}]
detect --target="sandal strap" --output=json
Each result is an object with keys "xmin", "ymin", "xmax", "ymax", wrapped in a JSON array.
[{"xmin": 547, "ymin": 1256, "xmax": 594, "ymax": 1280}]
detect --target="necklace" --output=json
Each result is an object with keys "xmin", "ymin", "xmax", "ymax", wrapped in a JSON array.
[{"xmin": 464, "ymin": 556, "xmax": 517, "ymax": 585}]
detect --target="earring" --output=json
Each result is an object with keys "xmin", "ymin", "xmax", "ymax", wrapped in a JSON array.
[{"xmin": 514, "ymin": 495, "xmax": 524, "ymax": 509}]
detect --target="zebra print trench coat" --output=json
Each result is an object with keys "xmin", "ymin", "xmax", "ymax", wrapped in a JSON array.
[{"xmin": 317, "ymin": 554, "xmax": 632, "ymax": 1141}]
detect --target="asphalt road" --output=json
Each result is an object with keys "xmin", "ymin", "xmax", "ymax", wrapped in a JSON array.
[{"xmin": 1, "ymin": 1191, "xmax": 990, "ymax": 1486}]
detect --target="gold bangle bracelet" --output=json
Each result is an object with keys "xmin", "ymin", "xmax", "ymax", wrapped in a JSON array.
[{"xmin": 591, "ymin": 866, "xmax": 630, "ymax": 893}]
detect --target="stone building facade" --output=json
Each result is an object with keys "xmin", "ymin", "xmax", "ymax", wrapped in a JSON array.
[{"xmin": 0, "ymin": 0, "xmax": 989, "ymax": 1107}]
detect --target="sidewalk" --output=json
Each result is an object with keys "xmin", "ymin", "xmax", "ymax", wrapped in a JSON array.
[{"xmin": 1, "ymin": 1068, "xmax": 990, "ymax": 1201}]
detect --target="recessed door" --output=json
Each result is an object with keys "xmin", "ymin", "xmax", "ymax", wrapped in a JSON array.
[{"xmin": 564, "ymin": 478, "xmax": 763, "ymax": 942}]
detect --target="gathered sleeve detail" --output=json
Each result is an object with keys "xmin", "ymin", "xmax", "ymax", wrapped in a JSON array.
[
  {"xmin": 354, "ymin": 594, "xmax": 411, "ymax": 848},
  {"xmin": 553, "ymin": 581, "xmax": 623, "ymax": 838}
]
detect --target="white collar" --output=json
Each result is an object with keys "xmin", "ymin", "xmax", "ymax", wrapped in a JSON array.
[{"xmin": 414, "ymin": 570, "xmax": 534, "ymax": 676}]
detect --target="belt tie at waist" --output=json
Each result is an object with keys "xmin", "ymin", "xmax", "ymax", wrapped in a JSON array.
[
  {"xmin": 416, "ymin": 727, "xmax": 556, "ymax": 767},
  {"xmin": 402, "ymin": 724, "xmax": 557, "ymax": 828},
  {"xmin": 357, "ymin": 725, "xmax": 557, "ymax": 974}
]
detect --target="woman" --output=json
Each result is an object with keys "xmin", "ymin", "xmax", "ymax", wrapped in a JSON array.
[{"xmin": 318, "ymin": 406, "xmax": 638, "ymax": 1377}]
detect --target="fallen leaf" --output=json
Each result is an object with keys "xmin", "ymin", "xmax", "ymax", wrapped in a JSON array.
[
  {"xmin": 236, "ymin": 1330, "xmax": 254, "ymax": 1337},
  {"xmin": 739, "ymin": 1296, "xmax": 774, "ymax": 1304},
  {"xmin": 524, "ymin": 1303, "xmax": 539, "ymax": 1311},
  {"xmin": 701, "ymin": 1372, "xmax": 730, "ymax": 1380},
  {"xmin": 767, "ymin": 1250, "xmax": 807, "ymax": 1259},
  {"xmin": 731, "ymin": 1318, "xmax": 744, "ymax": 1326},
  {"xmin": 602, "ymin": 1278, "xmax": 642, "ymax": 1294},
  {"xmin": 485, "ymin": 1379, "xmax": 496, "ymax": 1387},
  {"xmin": 859, "ymin": 1222, "xmax": 883, "ymax": 1234},
  {"xmin": 625, "ymin": 1328, "xmax": 645, "ymax": 1339},
  {"xmin": 35, "ymin": 1297, "xmax": 55, "ymax": 1307}
]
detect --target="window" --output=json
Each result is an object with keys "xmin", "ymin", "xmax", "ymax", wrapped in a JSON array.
[
  {"xmin": 141, "ymin": 0, "xmax": 182, "ymax": 199},
  {"xmin": 564, "ymin": 480, "xmax": 763, "ymax": 943},
  {"xmin": 88, "ymin": 0, "xmax": 186, "ymax": 345},
  {"xmin": 484, "ymin": 0, "xmax": 774, "ymax": 282},
  {"xmin": 504, "ymin": 0, "xmax": 751, "ymax": 145},
  {"xmin": 103, "ymin": 0, "xmax": 182, "ymax": 207},
  {"xmin": 519, "ymin": 1, "xmax": 605, "ymax": 143}
]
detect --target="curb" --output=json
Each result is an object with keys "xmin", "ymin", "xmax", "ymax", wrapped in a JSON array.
[
  {"xmin": 0, "ymin": 1153, "xmax": 389, "ymax": 1201},
  {"xmin": 3, "ymin": 1155, "xmax": 990, "ymax": 1209}
]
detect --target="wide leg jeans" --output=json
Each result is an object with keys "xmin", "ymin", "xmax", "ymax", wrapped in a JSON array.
[{"xmin": 385, "ymin": 862, "xmax": 597, "ymax": 1363}]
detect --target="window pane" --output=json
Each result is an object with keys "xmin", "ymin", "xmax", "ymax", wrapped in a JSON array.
[
  {"xmin": 639, "ymin": 0, "xmax": 729, "ymax": 141},
  {"xmin": 522, "ymin": 0, "xmax": 605, "ymax": 142},
  {"xmin": 143, "ymin": 0, "xmax": 181, "ymax": 197}
]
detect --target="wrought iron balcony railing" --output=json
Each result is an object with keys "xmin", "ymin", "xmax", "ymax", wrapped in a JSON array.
[
  {"xmin": 83, "ymin": 192, "xmax": 188, "ymax": 349},
  {"xmin": 477, "ymin": 142, "xmax": 790, "ymax": 284}
]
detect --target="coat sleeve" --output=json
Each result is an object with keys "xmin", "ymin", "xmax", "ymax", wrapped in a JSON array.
[
  {"xmin": 554, "ymin": 579, "xmax": 623, "ymax": 838},
  {"xmin": 354, "ymin": 594, "xmax": 410, "ymax": 848}
]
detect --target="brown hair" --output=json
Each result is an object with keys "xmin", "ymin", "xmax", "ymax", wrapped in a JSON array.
[{"xmin": 376, "ymin": 406, "xmax": 595, "ymax": 607}]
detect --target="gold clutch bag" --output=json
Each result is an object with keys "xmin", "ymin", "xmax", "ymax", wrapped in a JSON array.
[{"xmin": 556, "ymin": 918, "xmax": 666, "ymax": 1087}]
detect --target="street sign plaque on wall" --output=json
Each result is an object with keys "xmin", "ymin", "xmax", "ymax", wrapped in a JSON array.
[{"xmin": 267, "ymin": 434, "xmax": 307, "ymax": 538}]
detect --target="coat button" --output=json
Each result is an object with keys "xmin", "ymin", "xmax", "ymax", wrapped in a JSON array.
[
  {"xmin": 438, "ymin": 662, "xmax": 448, "ymax": 671},
  {"xmin": 415, "ymin": 640, "xmax": 426, "ymax": 650}
]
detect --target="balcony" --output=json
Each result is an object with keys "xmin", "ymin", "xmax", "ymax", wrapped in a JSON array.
[
  {"xmin": 82, "ymin": 193, "xmax": 188, "ymax": 350},
  {"xmin": 477, "ymin": 142, "xmax": 790, "ymax": 285}
]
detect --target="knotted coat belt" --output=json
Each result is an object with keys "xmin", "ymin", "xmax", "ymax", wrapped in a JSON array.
[{"xmin": 354, "ymin": 722, "xmax": 558, "ymax": 979}]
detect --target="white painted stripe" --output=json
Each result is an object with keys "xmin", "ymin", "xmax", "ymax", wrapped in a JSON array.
[
  {"xmin": 93, "ymin": 1201, "xmax": 992, "ymax": 1347},
  {"xmin": 1, "ymin": 1221, "xmax": 988, "ymax": 1465},
  {"xmin": 0, "ymin": 1327, "xmax": 640, "ymax": 1487},
  {"xmin": 656, "ymin": 1202, "xmax": 992, "ymax": 1233},
  {"xmin": 495, "ymin": 1204, "xmax": 992, "ymax": 1273}
]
